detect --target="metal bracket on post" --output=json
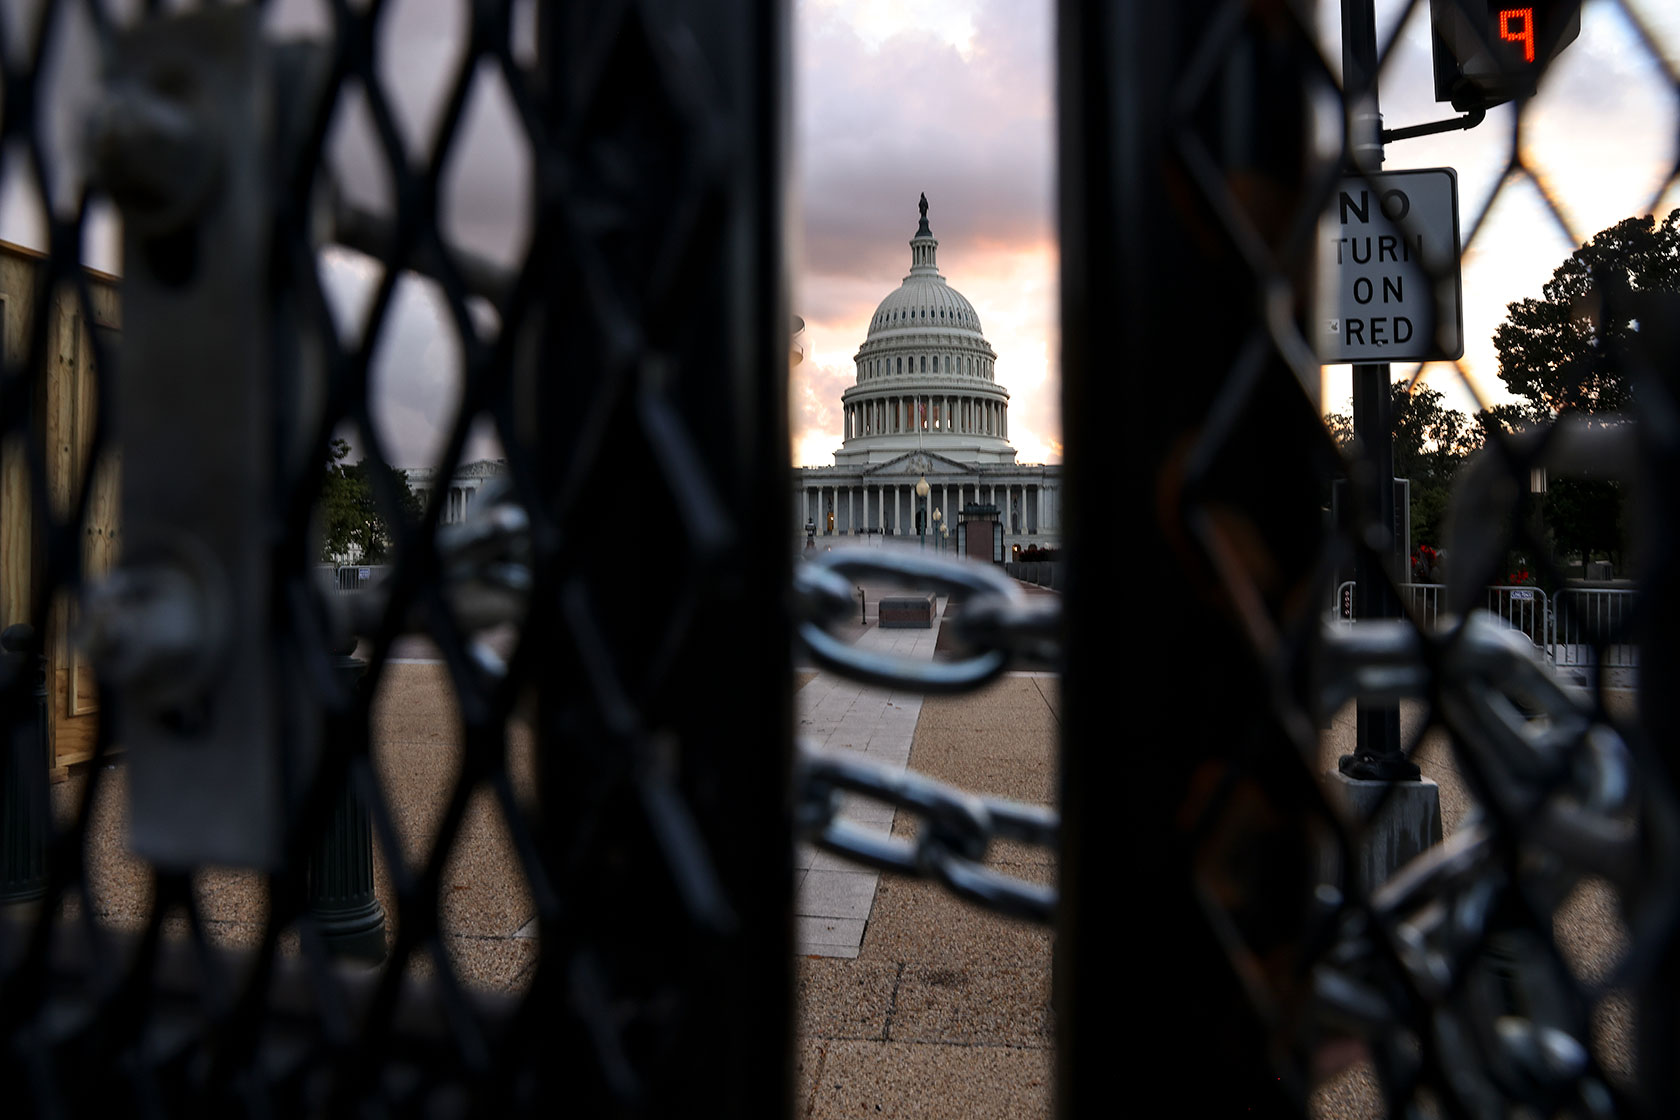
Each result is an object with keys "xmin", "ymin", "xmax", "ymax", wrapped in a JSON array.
[
  {"xmin": 84, "ymin": 7, "xmax": 283, "ymax": 870},
  {"xmin": 1381, "ymin": 106, "xmax": 1486, "ymax": 145}
]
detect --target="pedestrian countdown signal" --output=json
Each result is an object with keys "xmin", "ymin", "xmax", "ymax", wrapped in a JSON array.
[{"xmin": 1430, "ymin": 0, "xmax": 1581, "ymax": 111}]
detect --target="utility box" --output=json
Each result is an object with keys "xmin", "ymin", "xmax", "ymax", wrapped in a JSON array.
[
  {"xmin": 957, "ymin": 503, "xmax": 1003, "ymax": 564},
  {"xmin": 878, "ymin": 595, "xmax": 936, "ymax": 629}
]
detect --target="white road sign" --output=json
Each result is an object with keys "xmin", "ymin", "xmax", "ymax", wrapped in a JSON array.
[{"xmin": 1318, "ymin": 168, "xmax": 1463, "ymax": 364}]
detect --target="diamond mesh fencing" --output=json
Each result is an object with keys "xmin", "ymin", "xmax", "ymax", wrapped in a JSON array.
[
  {"xmin": 0, "ymin": 0, "xmax": 791, "ymax": 1113},
  {"xmin": 2, "ymin": 0, "xmax": 1679, "ymax": 1116},
  {"xmin": 1059, "ymin": 0, "xmax": 1680, "ymax": 1116}
]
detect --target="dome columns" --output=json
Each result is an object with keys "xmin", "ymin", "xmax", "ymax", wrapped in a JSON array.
[{"xmin": 839, "ymin": 389, "xmax": 1009, "ymax": 449}]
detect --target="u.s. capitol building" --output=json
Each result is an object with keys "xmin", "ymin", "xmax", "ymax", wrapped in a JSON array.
[{"xmin": 794, "ymin": 199, "xmax": 1062, "ymax": 557}]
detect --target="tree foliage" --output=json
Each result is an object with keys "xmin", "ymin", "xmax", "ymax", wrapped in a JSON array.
[
  {"xmin": 1490, "ymin": 210, "xmax": 1669, "ymax": 566},
  {"xmin": 1494, "ymin": 208, "xmax": 1680, "ymax": 415},
  {"xmin": 1543, "ymin": 478, "xmax": 1626, "ymax": 568},
  {"xmin": 318, "ymin": 438, "xmax": 422, "ymax": 564},
  {"xmin": 1326, "ymin": 381, "xmax": 1475, "ymax": 551}
]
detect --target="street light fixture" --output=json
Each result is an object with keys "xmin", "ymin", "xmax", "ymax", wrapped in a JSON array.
[{"xmin": 932, "ymin": 507, "xmax": 942, "ymax": 555}]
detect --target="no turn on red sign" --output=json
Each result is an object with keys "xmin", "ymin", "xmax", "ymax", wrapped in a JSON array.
[{"xmin": 1317, "ymin": 167, "xmax": 1463, "ymax": 364}]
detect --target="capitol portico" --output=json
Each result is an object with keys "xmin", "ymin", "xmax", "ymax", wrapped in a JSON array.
[{"xmin": 795, "ymin": 198, "xmax": 1062, "ymax": 557}]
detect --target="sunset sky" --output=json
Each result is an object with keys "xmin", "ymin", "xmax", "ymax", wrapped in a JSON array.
[
  {"xmin": 789, "ymin": 0, "xmax": 1059, "ymax": 466},
  {"xmin": 790, "ymin": 0, "xmax": 1680, "ymax": 466},
  {"xmin": 1, "ymin": 1, "xmax": 1675, "ymax": 473}
]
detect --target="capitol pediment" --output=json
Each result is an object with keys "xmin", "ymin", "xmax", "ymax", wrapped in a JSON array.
[{"xmin": 862, "ymin": 452, "xmax": 973, "ymax": 478}]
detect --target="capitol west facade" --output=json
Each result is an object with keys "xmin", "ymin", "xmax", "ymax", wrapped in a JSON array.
[
  {"xmin": 794, "ymin": 200, "xmax": 1062, "ymax": 556},
  {"xmin": 404, "ymin": 202, "xmax": 1063, "ymax": 554}
]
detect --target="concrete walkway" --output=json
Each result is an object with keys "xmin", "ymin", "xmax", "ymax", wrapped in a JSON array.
[
  {"xmin": 62, "ymin": 580, "xmax": 1064, "ymax": 1116},
  {"xmin": 793, "ymin": 667, "xmax": 1060, "ymax": 1118},
  {"xmin": 794, "ymin": 599, "xmax": 944, "ymax": 958}
]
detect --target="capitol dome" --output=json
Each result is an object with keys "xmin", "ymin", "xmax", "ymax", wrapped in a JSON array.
[{"xmin": 835, "ymin": 197, "xmax": 1015, "ymax": 467}]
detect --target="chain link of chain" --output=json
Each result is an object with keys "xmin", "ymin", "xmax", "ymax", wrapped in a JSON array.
[
  {"xmin": 789, "ymin": 546, "xmax": 1063, "ymax": 923},
  {"xmin": 794, "ymin": 743, "xmax": 1058, "ymax": 924},
  {"xmin": 792, "ymin": 547, "xmax": 1060, "ymax": 693},
  {"xmin": 1311, "ymin": 611, "xmax": 1642, "ymax": 1110}
]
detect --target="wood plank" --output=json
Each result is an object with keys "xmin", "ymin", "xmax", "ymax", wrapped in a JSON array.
[
  {"xmin": 46, "ymin": 297, "xmax": 75, "ymax": 522},
  {"xmin": 68, "ymin": 661, "xmax": 97, "ymax": 718},
  {"xmin": 0, "ymin": 435, "xmax": 30, "ymax": 629},
  {"xmin": 1, "ymin": 249, "xmax": 121, "ymax": 770},
  {"xmin": 66, "ymin": 316, "xmax": 116, "ymax": 718},
  {"xmin": 52, "ymin": 666, "xmax": 98, "ymax": 767},
  {"xmin": 0, "ymin": 260, "xmax": 41, "ymax": 629},
  {"xmin": 43, "ymin": 297, "xmax": 75, "ymax": 767}
]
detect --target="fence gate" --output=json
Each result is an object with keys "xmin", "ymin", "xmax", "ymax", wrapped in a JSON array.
[
  {"xmin": 0, "ymin": 1, "xmax": 791, "ymax": 1113},
  {"xmin": 1061, "ymin": 1, "xmax": 1680, "ymax": 1117},
  {"xmin": 3, "ymin": 2, "xmax": 1680, "ymax": 1118}
]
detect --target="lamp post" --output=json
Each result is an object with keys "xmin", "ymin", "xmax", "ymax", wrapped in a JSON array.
[
  {"xmin": 932, "ymin": 506, "xmax": 942, "ymax": 554},
  {"xmin": 305, "ymin": 641, "xmax": 389, "ymax": 963},
  {"xmin": 916, "ymin": 476, "xmax": 930, "ymax": 549},
  {"xmin": 940, "ymin": 523, "xmax": 950, "ymax": 554}
]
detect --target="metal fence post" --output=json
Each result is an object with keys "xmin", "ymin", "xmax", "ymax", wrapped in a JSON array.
[
  {"xmin": 1058, "ymin": 0, "xmax": 1324, "ymax": 1112},
  {"xmin": 1340, "ymin": 0, "xmax": 1415, "ymax": 783},
  {"xmin": 0, "ymin": 624, "xmax": 48, "ymax": 906},
  {"xmin": 304, "ymin": 651, "xmax": 386, "ymax": 963}
]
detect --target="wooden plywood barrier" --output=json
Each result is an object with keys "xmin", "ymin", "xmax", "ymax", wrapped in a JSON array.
[{"xmin": 1, "ymin": 241, "xmax": 121, "ymax": 775}]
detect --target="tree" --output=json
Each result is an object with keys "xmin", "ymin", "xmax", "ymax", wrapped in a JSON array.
[
  {"xmin": 1494, "ymin": 208, "xmax": 1680, "ymax": 415},
  {"xmin": 1465, "ymin": 401, "xmax": 1539, "ymax": 447},
  {"xmin": 318, "ymin": 438, "xmax": 422, "ymax": 564},
  {"xmin": 1489, "ymin": 211, "xmax": 1670, "ymax": 569},
  {"xmin": 1325, "ymin": 381, "xmax": 1473, "ymax": 551}
]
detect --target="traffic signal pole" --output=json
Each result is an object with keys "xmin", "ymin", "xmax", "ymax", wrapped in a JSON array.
[{"xmin": 1341, "ymin": 0, "xmax": 1419, "ymax": 781}]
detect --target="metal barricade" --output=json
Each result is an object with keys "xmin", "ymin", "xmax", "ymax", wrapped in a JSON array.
[
  {"xmin": 1403, "ymin": 582, "xmax": 1442, "ymax": 630},
  {"xmin": 1485, "ymin": 583, "xmax": 1549, "ymax": 657},
  {"xmin": 1334, "ymin": 580, "xmax": 1356, "ymax": 622},
  {"xmin": 333, "ymin": 565, "xmax": 389, "ymax": 592},
  {"xmin": 1552, "ymin": 586, "xmax": 1640, "ymax": 673},
  {"xmin": 1337, "ymin": 582, "xmax": 1551, "ymax": 662}
]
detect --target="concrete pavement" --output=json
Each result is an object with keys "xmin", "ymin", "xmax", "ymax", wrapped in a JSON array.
[
  {"xmin": 59, "ymin": 577, "xmax": 1063, "ymax": 1117},
  {"xmin": 794, "ymin": 597, "xmax": 944, "ymax": 958}
]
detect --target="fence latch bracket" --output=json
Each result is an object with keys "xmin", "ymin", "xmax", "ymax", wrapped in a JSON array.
[{"xmin": 85, "ymin": 6, "xmax": 284, "ymax": 870}]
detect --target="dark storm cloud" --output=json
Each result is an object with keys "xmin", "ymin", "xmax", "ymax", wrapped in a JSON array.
[
  {"xmin": 794, "ymin": 0, "xmax": 1054, "ymax": 288},
  {"xmin": 268, "ymin": 0, "xmax": 531, "ymax": 269},
  {"xmin": 267, "ymin": 0, "xmax": 526, "ymax": 466},
  {"xmin": 790, "ymin": 2, "xmax": 1060, "ymax": 463}
]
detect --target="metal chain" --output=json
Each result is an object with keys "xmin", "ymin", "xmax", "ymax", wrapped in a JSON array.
[
  {"xmin": 792, "ymin": 547, "xmax": 1060, "ymax": 691},
  {"xmin": 789, "ymin": 546, "xmax": 1063, "ymax": 923},
  {"xmin": 1310, "ymin": 612, "xmax": 1646, "ymax": 1112},
  {"xmin": 794, "ymin": 744, "xmax": 1058, "ymax": 924}
]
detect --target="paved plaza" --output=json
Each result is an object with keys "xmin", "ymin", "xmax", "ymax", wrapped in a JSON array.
[
  {"xmin": 51, "ymin": 579, "xmax": 1061, "ymax": 1117},
  {"xmin": 40, "ymin": 576, "xmax": 1636, "ymax": 1117},
  {"xmin": 793, "ymin": 613, "xmax": 939, "ymax": 958}
]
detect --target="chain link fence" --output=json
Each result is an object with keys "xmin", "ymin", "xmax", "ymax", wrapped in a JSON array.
[
  {"xmin": 1058, "ymin": 1, "xmax": 1680, "ymax": 1116},
  {"xmin": 0, "ymin": 1, "xmax": 1676, "ymax": 1117}
]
